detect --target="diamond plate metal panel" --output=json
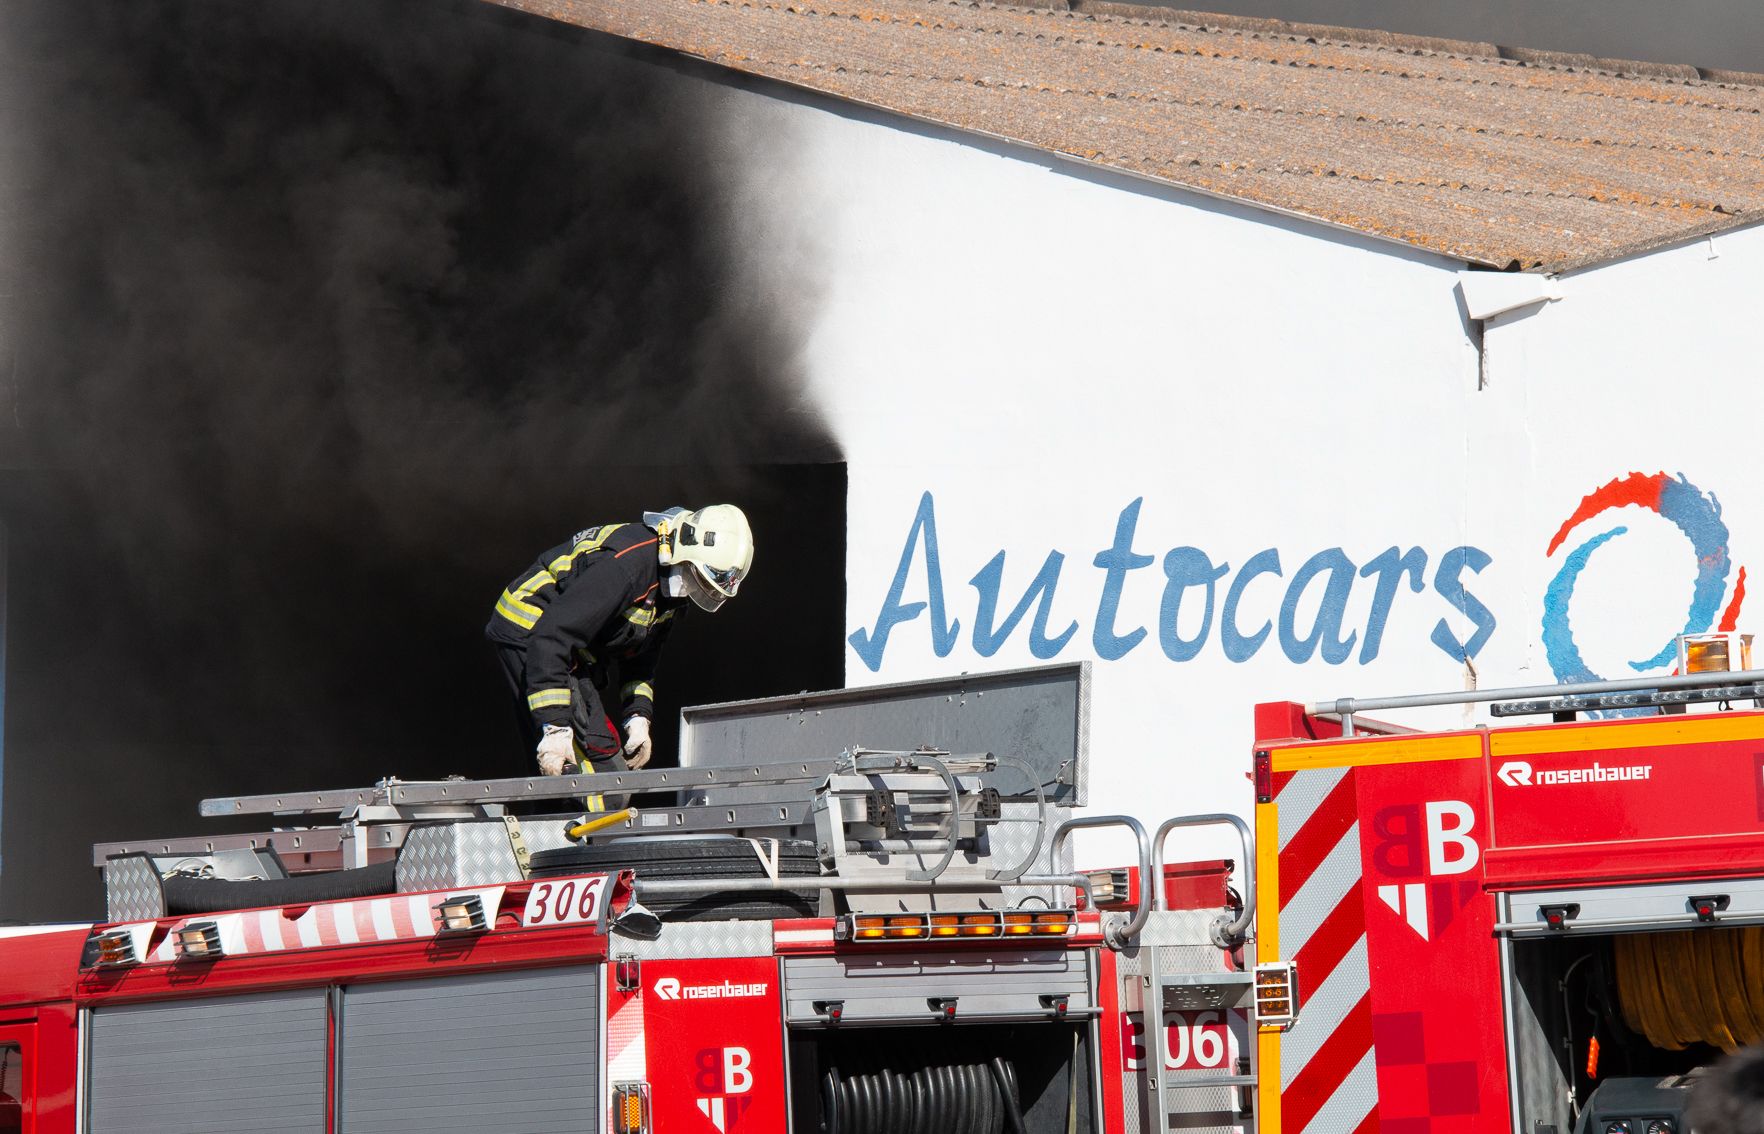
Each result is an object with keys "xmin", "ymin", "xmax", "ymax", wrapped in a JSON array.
[
  {"xmin": 103, "ymin": 854, "xmax": 165, "ymax": 923},
  {"xmin": 395, "ymin": 822, "xmax": 522, "ymax": 892},
  {"xmin": 516, "ymin": 818, "xmax": 576, "ymax": 855},
  {"xmin": 1155, "ymin": 945, "xmax": 1242, "ymax": 983},
  {"xmin": 1163, "ymin": 1083, "xmax": 1244, "ymax": 1131},
  {"xmin": 607, "ymin": 918, "xmax": 776, "ymax": 959},
  {"xmin": 1000, "ymin": 801, "xmax": 1073, "ymax": 908},
  {"xmin": 1122, "ymin": 1063, "xmax": 1147, "ymax": 1134},
  {"xmin": 1138, "ymin": 910, "xmax": 1236, "ymax": 950}
]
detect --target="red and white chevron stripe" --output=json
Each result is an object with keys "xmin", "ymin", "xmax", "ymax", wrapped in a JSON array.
[
  {"xmin": 605, "ymin": 973, "xmax": 647, "ymax": 1085},
  {"xmin": 1276, "ymin": 765, "xmax": 1378, "ymax": 1134},
  {"xmin": 139, "ymin": 885, "xmax": 507, "ymax": 963}
]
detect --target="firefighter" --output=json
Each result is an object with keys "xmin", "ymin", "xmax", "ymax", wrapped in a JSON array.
[
  {"xmin": 1687, "ymin": 1043, "xmax": 1764, "ymax": 1134},
  {"xmin": 486, "ymin": 505, "xmax": 754, "ymax": 802}
]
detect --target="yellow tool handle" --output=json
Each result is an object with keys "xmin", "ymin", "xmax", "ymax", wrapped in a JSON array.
[{"xmin": 566, "ymin": 808, "xmax": 635, "ymax": 841}]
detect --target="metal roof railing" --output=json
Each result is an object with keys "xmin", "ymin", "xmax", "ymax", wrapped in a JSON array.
[{"xmin": 1312, "ymin": 667, "xmax": 1764, "ymax": 736}]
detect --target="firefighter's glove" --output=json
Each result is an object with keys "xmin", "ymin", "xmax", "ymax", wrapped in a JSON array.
[
  {"xmin": 536, "ymin": 724, "xmax": 575, "ymax": 777},
  {"xmin": 622, "ymin": 716, "xmax": 653, "ymax": 770}
]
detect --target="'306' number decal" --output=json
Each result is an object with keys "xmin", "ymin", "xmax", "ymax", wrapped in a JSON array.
[
  {"xmin": 1122, "ymin": 1010, "xmax": 1240, "ymax": 1071},
  {"xmin": 522, "ymin": 875, "xmax": 608, "ymax": 928}
]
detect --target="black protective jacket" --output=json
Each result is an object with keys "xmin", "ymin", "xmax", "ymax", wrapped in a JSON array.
[{"xmin": 485, "ymin": 522, "xmax": 683, "ymax": 729}]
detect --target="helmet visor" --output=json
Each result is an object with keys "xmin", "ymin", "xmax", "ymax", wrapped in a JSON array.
[
  {"xmin": 696, "ymin": 561, "xmax": 745, "ymax": 597},
  {"xmin": 682, "ymin": 566, "xmax": 729, "ymax": 612}
]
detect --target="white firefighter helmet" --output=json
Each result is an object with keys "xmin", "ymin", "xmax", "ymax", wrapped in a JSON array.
[{"xmin": 655, "ymin": 504, "xmax": 753, "ymax": 611}]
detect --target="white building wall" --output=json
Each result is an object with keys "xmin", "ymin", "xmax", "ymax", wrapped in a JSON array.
[
  {"xmin": 715, "ymin": 81, "xmax": 1764, "ymax": 862},
  {"xmin": 1459, "ymin": 225, "xmax": 1764, "ymax": 698}
]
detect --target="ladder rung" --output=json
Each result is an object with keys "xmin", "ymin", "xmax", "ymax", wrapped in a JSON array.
[
  {"xmin": 200, "ymin": 761, "xmax": 846, "ymax": 816},
  {"xmin": 1162, "ymin": 1073, "xmax": 1256, "ymax": 1088},
  {"xmin": 199, "ymin": 754, "xmax": 1017, "ymax": 817}
]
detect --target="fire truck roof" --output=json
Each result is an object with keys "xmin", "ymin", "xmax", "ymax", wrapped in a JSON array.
[{"xmin": 484, "ymin": 0, "xmax": 1764, "ymax": 273}]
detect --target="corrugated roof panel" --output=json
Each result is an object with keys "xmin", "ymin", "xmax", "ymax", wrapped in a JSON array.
[{"xmin": 484, "ymin": 0, "xmax": 1764, "ymax": 270}]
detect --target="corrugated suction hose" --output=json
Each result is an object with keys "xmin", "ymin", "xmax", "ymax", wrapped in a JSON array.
[
  {"xmin": 162, "ymin": 860, "xmax": 398, "ymax": 915},
  {"xmin": 823, "ymin": 1058, "xmax": 1022, "ymax": 1134},
  {"xmin": 1614, "ymin": 926, "xmax": 1764, "ymax": 1052}
]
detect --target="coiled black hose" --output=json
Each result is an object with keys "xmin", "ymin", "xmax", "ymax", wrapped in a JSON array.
[
  {"xmin": 991, "ymin": 1057, "xmax": 1027, "ymax": 1134},
  {"xmin": 823, "ymin": 1057, "xmax": 1024, "ymax": 1134}
]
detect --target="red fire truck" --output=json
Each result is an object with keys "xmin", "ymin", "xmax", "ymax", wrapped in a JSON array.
[{"xmin": 1, "ymin": 655, "xmax": 1760, "ymax": 1132}]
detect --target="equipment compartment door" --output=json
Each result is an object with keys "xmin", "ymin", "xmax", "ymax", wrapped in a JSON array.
[
  {"xmin": 87, "ymin": 988, "xmax": 328, "ymax": 1133},
  {"xmin": 0, "ymin": 1023, "xmax": 32, "ymax": 1134},
  {"xmin": 642, "ymin": 957, "xmax": 786, "ymax": 1134},
  {"xmin": 336, "ymin": 965, "xmax": 601, "ymax": 1133}
]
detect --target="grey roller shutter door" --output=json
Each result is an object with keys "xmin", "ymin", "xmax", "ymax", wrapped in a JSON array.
[
  {"xmin": 87, "ymin": 988, "xmax": 329, "ymax": 1133},
  {"xmin": 784, "ymin": 948, "xmax": 1093, "ymax": 1024},
  {"xmin": 338, "ymin": 965, "xmax": 601, "ymax": 1133}
]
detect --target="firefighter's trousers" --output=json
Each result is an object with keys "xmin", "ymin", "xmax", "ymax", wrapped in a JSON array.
[{"xmin": 495, "ymin": 644, "xmax": 630, "ymax": 811}]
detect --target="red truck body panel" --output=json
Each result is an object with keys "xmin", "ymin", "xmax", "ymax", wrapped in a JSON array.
[{"xmin": 1256, "ymin": 703, "xmax": 1764, "ymax": 1134}]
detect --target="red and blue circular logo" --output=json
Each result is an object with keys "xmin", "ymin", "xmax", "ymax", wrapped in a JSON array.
[{"xmin": 1543, "ymin": 471, "xmax": 1747, "ymax": 689}]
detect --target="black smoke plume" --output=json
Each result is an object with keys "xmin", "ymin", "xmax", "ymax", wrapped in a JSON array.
[{"xmin": 0, "ymin": 0, "xmax": 843, "ymax": 920}]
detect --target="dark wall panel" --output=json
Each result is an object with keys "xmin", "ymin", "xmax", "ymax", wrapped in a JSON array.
[{"xmin": 0, "ymin": 0, "xmax": 843, "ymax": 922}]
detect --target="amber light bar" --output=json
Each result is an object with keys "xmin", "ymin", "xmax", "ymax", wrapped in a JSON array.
[
  {"xmin": 836, "ymin": 910, "xmax": 1076, "ymax": 942},
  {"xmin": 612, "ymin": 1082, "xmax": 651, "ymax": 1134},
  {"xmin": 173, "ymin": 921, "xmax": 225, "ymax": 961},
  {"xmin": 90, "ymin": 928, "xmax": 139, "ymax": 968},
  {"xmin": 1254, "ymin": 961, "xmax": 1301, "ymax": 1029},
  {"xmin": 1680, "ymin": 631, "xmax": 1753, "ymax": 675},
  {"xmin": 434, "ymin": 894, "xmax": 489, "ymax": 935}
]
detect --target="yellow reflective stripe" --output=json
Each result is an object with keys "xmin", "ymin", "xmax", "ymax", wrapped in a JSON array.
[
  {"xmin": 622, "ymin": 605, "xmax": 675, "ymax": 628},
  {"xmin": 500, "ymin": 526, "xmax": 627, "ymax": 631},
  {"xmin": 496, "ymin": 592, "xmax": 541, "ymax": 630},
  {"xmin": 1258, "ymin": 1028, "xmax": 1283, "ymax": 1131},
  {"xmin": 1269, "ymin": 732, "xmax": 1482, "ymax": 772},
  {"xmin": 1254, "ymin": 797, "xmax": 1284, "ymax": 1126},
  {"xmin": 1490, "ymin": 713, "xmax": 1764, "ymax": 757},
  {"xmin": 547, "ymin": 524, "xmax": 624, "ymax": 578},
  {"xmin": 526, "ymin": 688, "xmax": 573, "ymax": 711},
  {"xmin": 500, "ymin": 570, "xmax": 552, "ymax": 618},
  {"xmin": 1254, "ymin": 799, "xmax": 1280, "ymax": 960},
  {"xmin": 621, "ymin": 681, "xmax": 654, "ymax": 703}
]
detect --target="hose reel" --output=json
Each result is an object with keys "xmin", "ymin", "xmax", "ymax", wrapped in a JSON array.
[{"xmin": 1613, "ymin": 926, "xmax": 1764, "ymax": 1053}]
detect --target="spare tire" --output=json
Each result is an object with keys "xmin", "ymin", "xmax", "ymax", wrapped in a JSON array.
[{"xmin": 528, "ymin": 837, "xmax": 824, "ymax": 922}]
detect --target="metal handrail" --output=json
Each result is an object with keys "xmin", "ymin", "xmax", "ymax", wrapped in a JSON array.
[
  {"xmin": 1050, "ymin": 814, "xmax": 1151, "ymax": 949},
  {"xmin": 1153, "ymin": 813, "xmax": 1254, "ymax": 946},
  {"xmin": 634, "ymin": 873, "xmax": 1095, "ymax": 903},
  {"xmin": 1312, "ymin": 666, "xmax": 1764, "ymax": 720}
]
